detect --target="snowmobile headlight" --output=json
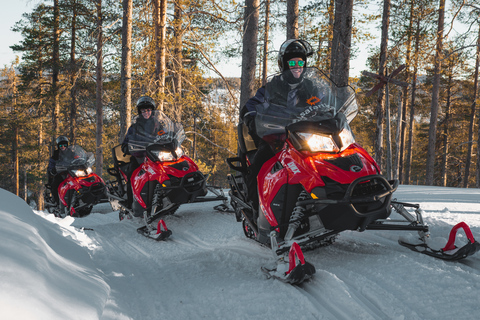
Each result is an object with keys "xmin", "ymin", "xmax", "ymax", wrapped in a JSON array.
[
  {"xmin": 175, "ymin": 147, "xmax": 184, "ymax": 158},
  {"xmin": 299, "ymin": 133, "xmax": 339, "ymax": 153},
  {"xmin": 152, "ymin": 150, "xmax": 176, "ymax": 162},
  {"xmin": 338, "ymin": 128, "xmax": 355, "ymax": 151},
  {"xmin": 73, "ymin": 167, "xmax": 92, "ymax": 177}
]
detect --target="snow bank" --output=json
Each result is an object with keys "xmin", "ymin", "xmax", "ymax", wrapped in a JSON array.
[{"xmin": 0, "ymin": 188, "xmax": 110, "ymax": 320}]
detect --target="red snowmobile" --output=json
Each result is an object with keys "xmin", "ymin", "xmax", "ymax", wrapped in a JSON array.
[
  {"xmin": 227, "ymin": 67, "xmax": 480, "ymax": 284},
  {"xmin": 44, "ymin": 145, "xmax": 107, "ymax": 218},
  {"xmin": 106, "ymin": 110, "xmax": 228, "ymax": 240}
]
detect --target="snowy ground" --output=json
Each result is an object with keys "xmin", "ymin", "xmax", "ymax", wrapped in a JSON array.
[{"xmin": 1, "ymin": 185, "xmax": 480, "ymax": 320}]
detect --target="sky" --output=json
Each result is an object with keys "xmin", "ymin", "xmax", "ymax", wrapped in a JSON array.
[
  {"xmin": 1, "ymin": 2, "xmax": 471, "ymax": 79},
  {"xmin": 0, "ymin": 0, "xmax": 376, "ymax": 78},
  {"xmin": 1, "ymin": 184, "xmax": 480, "ymax": 319},
  {"xmin": 0, "ymin": 0, "xmax": 38, "ymax": 68}
]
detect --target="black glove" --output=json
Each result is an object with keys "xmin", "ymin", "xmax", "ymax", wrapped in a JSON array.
[
  {"xmin": 51, "ymin": 168, "xmax": 57, "ymax": 175},
  {"xmin": 121, "ymin": 144, "xmax": 130, "ymax": 156}
]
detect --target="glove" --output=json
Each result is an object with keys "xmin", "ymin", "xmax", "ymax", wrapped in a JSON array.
[
  {"xmin": 121, "ymin": 144, "xmax": 130, "ymax": 156},
  {"xmin": 51, "ymin": 168, "xmax": 57, "ymax": 175}
]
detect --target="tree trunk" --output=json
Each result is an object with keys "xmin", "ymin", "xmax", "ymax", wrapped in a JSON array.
[
  {"xmin": 38, "ymin": 69, "xmax": 45, "ymax": 211},
  {"xmin": 405, "ymin": 18, "xmax": 421, "ymax": 185},
  {"xmin": 38, "ymin": 118, "xmax": 45, "ymax": 211},
  {"xmin": 441, "ymin": 72, "xmax": 452, "ymax": 187},
  {"xmin": 239, "ymin": 0, "xmax": 259, "ymax": 109},
  {"xmin": 14, "ymin": 126, "xmax": 19, "ymax": 196},
  {"xmin": 52, "ymin": 0, "xmax": 60, "ymax": 141},
  {"xmin": 473, "ymin": 23, "xmax": 480, "ymax": 187},
  {"xmin": 464, "ymin": 77, "xmax": 475, "ymax": 188},
  {"xmin": 154, "ymin": 0, "xmax": 167, "ymax": 111},
  {"xmin": 374, "ymin": 0, "xmax": 390, "ymax": 170},
  {"xmin": 24, "ymin": 169, "xmax": 27, "ymax": 202},
  {"xmin": 173, "ymin": 1, "xmax": 183, "ymax": 122},
  {"xmin": 385, "ymin": 82, "xmax": 392, "ymax": 180},
  {"xmin": 393, "ymin": 90, "xmax": 403, "ymax": 180},
  {"xmin": 120, "ymin": 0, "xmax": 133, "ymax": 142},
  {"xmin": 286, "ymin": 0, "xmax": 299, "ymax": 39},
  {"xmin": 8, "ymin": 69, "xmax": 20, "ymax": 196},
  {"xmin": 70, "ymin": 0, "xmax": 78, "ymax": 144},
  {"xmin": 326, "ymin": 0, "xmax": 335, "ymax": 73},
  {"xmin": 95, "ymin": 0, "xmax": 103, "ymax": 177},
  {"xmin": 425, "ymin": 0, "xmax": 445, "ymax": 186},
  {"xmin": 399, "ymin": 0, "xmax": 414, "ymax": 183},
  {"xmin": 330, "ymin": 0, "xmax": 353, "ymax": 87},
  {"xmin": 262, "ymin": 0, "xmax": 270, "ymax": 85}
]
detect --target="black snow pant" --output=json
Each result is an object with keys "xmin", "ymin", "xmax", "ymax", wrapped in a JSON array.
[
  {"xmin": 51, "ymin": 173, "xmax": 66, "ymax": 205},
  {"xmin": 125, "ymin": 157, "xmax": 141, "ymax": 208},
  {"xmin": 245, "ymin": 139, "xmax": 275, "ymax": 214}
]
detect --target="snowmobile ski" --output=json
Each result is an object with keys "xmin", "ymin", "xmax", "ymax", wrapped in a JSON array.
[
  {"xmin": 262, "ymin": 242, "xmax": 316, "ymax": 285},
  {"xmin": 399, "ymin": 222, "xmax": 480, "ymax": 261},
  {"xmin": 136, "ymin": 219, "xmax": 172, "ymax": 241}
]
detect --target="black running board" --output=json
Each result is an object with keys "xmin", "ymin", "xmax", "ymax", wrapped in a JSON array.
[
  {"xmin": 275, "ymin": 229, "xmax": 339, "ymax": 255},
  {"xmin": 193, "ymin": 196, "xmax": 227, "ymax": 203},
  {"xmin": 366, "ymin": 223, "xmax": 429, "ymax": 232}
]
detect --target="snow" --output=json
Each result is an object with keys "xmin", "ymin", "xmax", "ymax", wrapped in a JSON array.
[{"xmin": 1, "ymin": 185, "xmax": 480, "ymax": 320}]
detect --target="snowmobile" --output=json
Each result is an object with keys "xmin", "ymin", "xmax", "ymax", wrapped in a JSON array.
[
  {"xmin": 44, "ymin": 145, "xmax": 107, "ymax": 218},
  {"xmin": 227, "ymin": 67, "xmax": 480, "ymax": 285},
  {"xmin": 106, "ymin": 110, "xmax": 229, "ymax": 240}
]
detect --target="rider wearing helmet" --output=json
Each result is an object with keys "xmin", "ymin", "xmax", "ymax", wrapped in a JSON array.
[
  {"xmin": 47, "ymin": 135, "xmax": 70, "ymax": 204},
  {"xmin": 135, "ymin": 96, "xmax": 157, "ymax": 115},
  {"xmin": 121, "ymin": 96, "xmax": 158, "ymax": 157},
  {"xmin": 121, "ymin": 96, "xmax": 161, "ymax": 208},
  {"xmin": 240, "ymin": 39, "xmax": 315, "ymax": 216},
  {"xmin": 241, "ymin": 39, "xmax": 314, "ymax": 129}
]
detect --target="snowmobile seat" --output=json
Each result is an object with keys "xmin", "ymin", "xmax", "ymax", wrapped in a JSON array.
[
  {"xmin": 238, "ymin": 122, "xmax": 257, "ymax": 165},
  {"xmin": 227, "ymin": 122, "xmax": 257, "ymax": 174},
  {"xmin": 107, "ymin": 144, "xmax": 131, "ymax": 179},
  {"xmin": 113, "ymin": 144, "xmax": 132, "ymax": 167},
  {"xmin": 106, "ymin": 145, "xmax": 132, "ymax": 198}
]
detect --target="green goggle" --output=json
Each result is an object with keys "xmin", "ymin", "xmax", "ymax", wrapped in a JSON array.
[{"xmin": 288, "ymin": 60, "xmax": 305, "ymax": 67}]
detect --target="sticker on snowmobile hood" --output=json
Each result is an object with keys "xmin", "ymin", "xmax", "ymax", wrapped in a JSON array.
[
  {"xmin": 306, "ymin": 96, "xmax": 321, "ymax": 106},
  {"xmin": 297, "ymin": 103, "xmax": 335, "ymax": 120}
]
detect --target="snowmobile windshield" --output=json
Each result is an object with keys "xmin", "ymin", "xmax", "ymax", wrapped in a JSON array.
[
  {"xmin": 128, "ymin": 110, "xmax": 185, "ymax": 153},
  {"xmin": 56, "ymin": 145, "xmax": 95, "ymax": 171},
  {"xmin": 255, "ymin": 67, "xmax": 358, "ymax": 139}
]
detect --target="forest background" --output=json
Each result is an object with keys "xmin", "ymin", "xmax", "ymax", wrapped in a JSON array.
[{"xmin": 0, "ymin": 0, "xmax": 479, "ymax": 210}]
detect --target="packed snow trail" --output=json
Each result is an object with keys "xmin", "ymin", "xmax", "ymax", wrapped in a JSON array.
[
  {"xmin": 69, "ymin": 205, "xmax": 333, "ymax": 319},
  {"xmin": 29, "ymin": 185, "xmax": 480, "ymax": 319}
]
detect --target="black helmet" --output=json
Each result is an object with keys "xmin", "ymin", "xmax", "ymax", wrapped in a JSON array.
[
  {"xmin": 277, "ymin": 39, "xmax": 314, "ymax": 72},
  {"xmin": 136, "ymin": 96, "xmax": 156, "ymax": 115},
  {"xmin": 56, "ymin": 135, "xmax": 69, "ymax": 148}
]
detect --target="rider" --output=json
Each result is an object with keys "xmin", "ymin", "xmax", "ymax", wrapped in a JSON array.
[
  {"xmin": 240, "ymin": 39, "xmax": 315, "ymax": 215},
  {"xmin": 47, "ymin": 135, "xmax": 70, "ymax": 205},
  {"xmin": 121, "ymin": 96, "xmax": 163, "ymax": 208}
]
